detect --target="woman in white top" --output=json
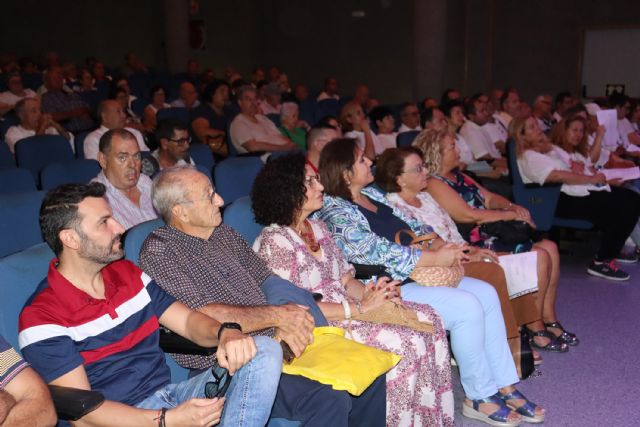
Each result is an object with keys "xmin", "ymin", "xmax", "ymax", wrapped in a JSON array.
[{"xmin": 511, "ymin": 116, "xmax": 640, "ymax": 281}]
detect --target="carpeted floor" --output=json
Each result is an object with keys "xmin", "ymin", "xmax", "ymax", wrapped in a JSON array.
[{"xmin": 452, "ymin": 238, "xmax": 640, "ymax": 426}]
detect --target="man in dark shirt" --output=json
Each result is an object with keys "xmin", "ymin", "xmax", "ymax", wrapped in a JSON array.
[
  {"xmin": 41, "ymin": 66, "xmax": 94, "ymax": 132},
  {"xmin": 139, "ymin": 166, "xmax": 386, "ymax": 427}
]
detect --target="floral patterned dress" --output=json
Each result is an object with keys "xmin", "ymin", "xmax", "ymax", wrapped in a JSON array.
[{"xmin": 254, "ymin": 221, "xmax": 454, "ymax": 427}]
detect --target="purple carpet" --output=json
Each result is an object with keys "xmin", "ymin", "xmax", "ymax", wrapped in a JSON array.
[{"xmin": 452, "ymin": 240, "xmax": 640, "ymax": 426}]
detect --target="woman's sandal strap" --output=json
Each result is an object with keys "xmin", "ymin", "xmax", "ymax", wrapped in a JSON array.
[{"xmin": 500, "ymin": 390, "xmax": 539, "ymax": 418}]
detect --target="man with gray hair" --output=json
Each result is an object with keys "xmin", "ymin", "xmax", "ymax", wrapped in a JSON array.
[
  {"xmin": 139, "ymin": 166, "xmax": 386, "ymax": 427},
  {"xmin": 305, "ymin": 125, "xmax": 340, "ymax": 172},
  {"xmin": 5, "ymin": 97, "xmax": 71, "ymax": 154},
  {"xmin": 92, "ymin": 128, "xmax": 157, "ymax": 229},
  {"xmin": 532, "ymin": 94, "xmax": 553, "ymax": 133},
  {"xmin": 229, "ymin": 85, "xmax": 298, "ymax": 154}
]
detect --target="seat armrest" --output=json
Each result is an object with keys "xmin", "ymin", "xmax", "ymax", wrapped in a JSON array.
[
  {"xmin": 159, "ymin": 329, "xmax": 217, "ymax": 356},
  {"xmin": 49, "ymin": 385, "xmax": 104, "ymax": 421}
]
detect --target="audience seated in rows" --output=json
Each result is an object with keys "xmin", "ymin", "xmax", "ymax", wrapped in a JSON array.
[
  {"xmin": 0, "ymin": 72, "xmax": 37, "ymax": 115},
  {"xmin": 252, "ymin": 154, "xmax": 454, "ymax": 425},
  {"xmin": 314, "ymin": 138, "xmax": 545, "ymax": 426},
  {"xmin": 139, "ymin": 166, "xmax": 387, "ymax": 426},
  {"xmin": 92, "ymin": 128, "xmax": 157, "ymax": 229},
  {"xmin": 18, "ymin": 182, "xmax": 282, "ymax": 426},
  {"xmin": 190, "ymin": 79, "xmax": 229, "ymax": 157}
]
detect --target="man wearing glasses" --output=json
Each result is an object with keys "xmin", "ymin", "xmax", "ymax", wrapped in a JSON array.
[
  {"xmin": 145, "ymin": 119, "xmax": 195, "ymax": 176},
  {"xmin": 84, "ymin": 99, "xmax": 149, "ymax": 160},
  {"xmin": 92, "ymin": 129, "xmax": 158, "ymax": 230}
]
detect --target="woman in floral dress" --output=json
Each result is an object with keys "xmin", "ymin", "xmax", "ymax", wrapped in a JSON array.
[{"xmin": 251, "ymin": 153, "xmax": 454, "ymax": 427}]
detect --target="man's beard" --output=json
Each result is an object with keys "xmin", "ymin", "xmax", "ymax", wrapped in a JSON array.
[{"xmin": 77, "ymin": 231, "xmax": 124, "ymax": 264}]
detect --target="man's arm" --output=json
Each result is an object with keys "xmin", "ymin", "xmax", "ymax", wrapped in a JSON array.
[
  {"xmin": 242, "ymin": 139, "xmax": 297, "ymax": 152},
  {"xmin": 1, "ymin": 367, "xmax": 56, "ymax": 427},
  {"xmin": 159, "ymin": 301, "xmax": 257, "ymax": 374},
  {"xmin": 50, "ymin": 365, "xmax": 223, "ymax": 427}
]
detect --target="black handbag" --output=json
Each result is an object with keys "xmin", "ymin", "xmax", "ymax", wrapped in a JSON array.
[{"xmin": 479, "ymin": 220, "xmax": 539, "ymax": 245}]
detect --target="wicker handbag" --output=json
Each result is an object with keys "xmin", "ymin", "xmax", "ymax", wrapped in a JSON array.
[
  {"xmin": 352, "ymin": 301, "xmax": 434, "ymax": 333},
  {"xmin": 395, "ymin": 229, "xmax": 464, "ymax": 288}
]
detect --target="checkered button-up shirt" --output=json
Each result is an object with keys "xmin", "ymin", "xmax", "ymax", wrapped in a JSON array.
[{"xmin": 139, "ymin": 224, "xmax": 274, "ymax": 369}]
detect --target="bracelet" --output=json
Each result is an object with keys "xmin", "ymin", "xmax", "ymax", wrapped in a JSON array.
[
  {"xmin": 341, "ymin": 300, "xmax": 352, "ymax": 320},
  {"xmin": 156, "ymin": 407, "xmax": 167, "ymax": 427}
]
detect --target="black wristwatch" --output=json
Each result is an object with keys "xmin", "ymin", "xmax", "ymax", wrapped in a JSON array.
[{"xmin": 217, "ymin": 322, "xmax": 242, "ymax": 340}]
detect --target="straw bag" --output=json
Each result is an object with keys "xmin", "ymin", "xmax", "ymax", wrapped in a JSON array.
[
  {"xmin": 395, "ymin": 229, "xmax": 464, "ymax": 288},
  {"xmin": 352, "ymin": 301, "xmax": 434, "ymax": 333}
]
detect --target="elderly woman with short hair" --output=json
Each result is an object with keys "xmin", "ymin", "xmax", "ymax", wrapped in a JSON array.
[{"xmin": 278, "ymin": 102, "xmax": 308, "ymax": 150}]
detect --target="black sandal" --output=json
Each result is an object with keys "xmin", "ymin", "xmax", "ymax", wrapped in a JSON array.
[
  {"xmin": 524, "ymin": 326, "xmax": 569, "ymax": 353},
  {"xmin": 544, "ymin": 321, "xmax": 579, "ymax": 346}
]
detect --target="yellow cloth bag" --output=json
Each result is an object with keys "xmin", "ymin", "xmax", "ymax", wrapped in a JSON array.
[{"xmin": 281, "ymin": 326, "xmax": 401, "ymax": 396}]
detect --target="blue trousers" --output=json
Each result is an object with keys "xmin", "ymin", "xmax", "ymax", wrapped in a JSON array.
[
  {"xmin": 401, "ymin": 277, "xmax": 519, "ymax": 399},
  {"xmin": 136, "ymin": 336, "xmax": 282, "ymax": 426}
]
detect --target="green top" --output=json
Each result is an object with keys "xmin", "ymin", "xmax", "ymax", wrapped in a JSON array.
[{"xmin": 279, "ymin": 126, "xmax": 307, "ymax": 150}]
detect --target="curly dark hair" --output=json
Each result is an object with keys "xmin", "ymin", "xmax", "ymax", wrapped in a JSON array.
[{"xmin": 252, "ymin": 153, "xmax": 307, "ymax": 226}]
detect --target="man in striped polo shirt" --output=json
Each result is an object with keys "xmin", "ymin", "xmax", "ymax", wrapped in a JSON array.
[{"xmin": 18, "ymin": 182, "xmax": 282, "ymax": 426}]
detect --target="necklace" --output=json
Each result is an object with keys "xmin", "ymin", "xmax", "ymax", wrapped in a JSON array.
[{"xmin": 295, "ymin": 219, "xmax": 320, "ymax": 253}]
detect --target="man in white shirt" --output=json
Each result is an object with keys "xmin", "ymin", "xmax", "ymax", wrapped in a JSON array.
[
  {"xmin": 316, "ymin": 77, "xmax": 339, "ymax": 101},
  {"xmin": 0, "ymin": 73, "xmax": 37, "ymax": 111},
  {"xmin": 460, "ymin": 96, "xmax": 503, "ymax": 161},
  {"xmin": 5, "ymin": 97, "xmax": 71, "ymax": 154},
  {"xmin": 84, "ymin": 100, "xmax": 148, "ymax": 160},
  {"xmin": 229, "ymin": 86, "xmax": 297, "ymax": 154},
  {"xmin": 493, "ymin": 88, "xmax": 520, "ymax": 131},
  {"xmin": 610, "ymin": 93, "xmax": 640, "ymax": 150},
  {"xmin": 170, "ymin": 81, "xmax": 200, "ymax": 110},
  {"xmin": 397, "ymin": 102, "xmax": 422, "ymax": 134}
]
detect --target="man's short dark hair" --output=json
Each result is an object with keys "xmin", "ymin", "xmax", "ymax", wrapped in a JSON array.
[
  {"xmin": 99, "ymin": 128, "xmax": 137, "ymax": 154},
  {"xmin": 40, "ymin": 183, "xmax": 106, "ymax": 256},
  {"xmin": 369, "ymin": 106, "xmax": 393, "ymax": 125},
  {"xmin": 155, "ymin": 119, "xmax": 188, "ymax": 142},
  {"xmin": 554, "ymin": 91, "xmax": 572, "ymax": 107}
]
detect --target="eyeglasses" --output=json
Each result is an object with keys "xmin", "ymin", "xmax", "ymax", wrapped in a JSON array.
[
  {"xmin": 403, "ymin": 163, "xmax": 428, "ymax": 174},
  {"xmin": 182, "ymin": 187, "xmax": 217, "ymax": 205},
  {"xmin": 204, "ymin": 361, "xmax": 231, "ymax": 398},
  {"xmin": 304, "ymin": 175, "xmax": 321, "ymax": 186},
  {"xmin": 115, "ymin": 152, "xmax": 142, "ymax": 163},
  {"xmin": 168, "ymin": 136, "xmax": 191, "ymax": 146}
]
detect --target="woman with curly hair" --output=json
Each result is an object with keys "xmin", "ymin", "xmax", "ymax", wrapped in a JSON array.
[
  {"xmin": 251, "ymin": 153, "xmax": 455, "ymax": 427},
  {"xmin": 312, "ymin": 138, "xmax": 545, "ymax": 426}
]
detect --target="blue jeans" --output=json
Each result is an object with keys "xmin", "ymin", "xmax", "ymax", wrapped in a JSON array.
[
  {"xmin": 401, "ymin": 277, "xmax": 519, "ymax": 400},
  {"xmin": 136, "ymin": 336, "xmax": 282, "ymax": 426}
]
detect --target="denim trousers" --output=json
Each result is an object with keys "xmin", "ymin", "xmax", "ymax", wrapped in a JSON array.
[
  {"xmin": 135, "ymin": 336, "xmax": 282, "ymax": 426},
  {"xmin": 401, "ymin": 277, "xmax": 519, "ymax": 400}
]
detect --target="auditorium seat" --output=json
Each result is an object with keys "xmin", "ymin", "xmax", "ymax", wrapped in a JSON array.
[
  {"xmin": 214, "ymin": 156, "xmax": 263, "ymax": 206},
  {"xmin": 156, "ymin": 107, "xmax": 190, "ymax": 125},
  {"xmin": 222, "ymin": 196, "xmax": 264, "ymax": 245},
  {"xmin": 396, "ymin": 130, "xmax": 420, "ymax": 147},
  {"xmin": 0, "ymin": 141, "xmax": 15, "ymax": 169},
  {"xmin": 15, "ymin": 134, "xmax": 74, "ymax": 185},
  {"xmin": 0, "ymin": 190, "xmax": 45, "ymax": 257},
  {"xmin": 0, "ymin": 167, "xmax": 37, "ymax": 193},
  {"xmin": 189, "ymin": 144, "xmax": 215, "ymax": 176},
  {"xmin": 40, "ymin": 159, "xmax": 101, "ymax": 190}
]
